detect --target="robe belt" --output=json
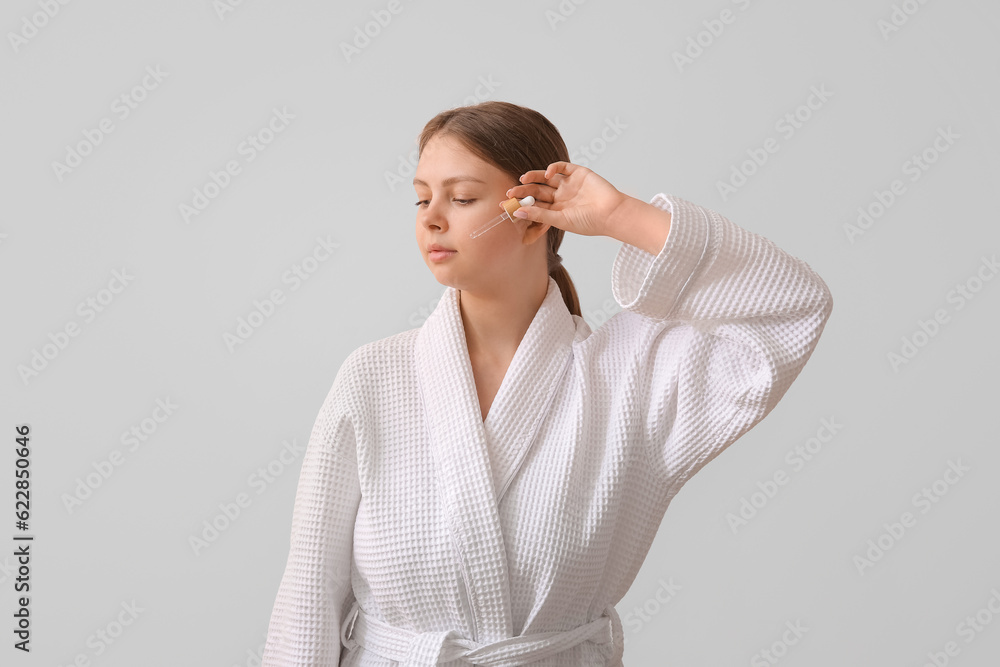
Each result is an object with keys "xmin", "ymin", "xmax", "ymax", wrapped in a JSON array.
[{"xmin": 341, "ymin": 598, "xmax": 622, "ymax": 666}]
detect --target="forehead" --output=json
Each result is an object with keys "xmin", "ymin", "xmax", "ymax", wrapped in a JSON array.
[{"xmin": 413, "ymin": 135, "xmax": 495, "ymax": 187}]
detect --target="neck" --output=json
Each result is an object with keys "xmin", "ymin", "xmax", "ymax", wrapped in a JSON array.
[{"xmin": 458, "ymin": 272, "xmax": 549, "ymax": 363}]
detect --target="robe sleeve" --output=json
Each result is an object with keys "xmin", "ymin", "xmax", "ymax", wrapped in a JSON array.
[
  {"xmin": 609, "ymin": 193, "xmax": 833, "ymax": 493},
  {"xmin": 262, "ymin": 352, "xmax": 363, "ymax": 666}
]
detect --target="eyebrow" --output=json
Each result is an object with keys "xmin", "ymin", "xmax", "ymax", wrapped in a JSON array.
[{"xmin": 412, "ymin": 175, "xmax": 487, "ymax": 187}]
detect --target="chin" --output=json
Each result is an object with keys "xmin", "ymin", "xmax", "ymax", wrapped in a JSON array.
[{"xmin": 426, "ymin": 267, "xmax": 457, "ymax": 289}]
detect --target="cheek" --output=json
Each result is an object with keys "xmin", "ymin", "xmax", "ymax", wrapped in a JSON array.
[{"xmin": 464, "ymin": 232, "xmax": 518, "ymax": 260}]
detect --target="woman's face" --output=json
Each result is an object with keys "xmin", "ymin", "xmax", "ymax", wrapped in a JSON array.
[{"xmin": 413, "ymin": 134, "xmax": 526, "ymax": 289}]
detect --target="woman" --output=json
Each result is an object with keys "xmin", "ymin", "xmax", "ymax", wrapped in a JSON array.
[{"xmin": 262, "ymin": 101, "xmax": 833, "ymax": 666}]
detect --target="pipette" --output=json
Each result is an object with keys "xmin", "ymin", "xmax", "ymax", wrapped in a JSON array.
[{"xmin": 469, "ymin": 196, "xmax": 535, "ymax": 238}]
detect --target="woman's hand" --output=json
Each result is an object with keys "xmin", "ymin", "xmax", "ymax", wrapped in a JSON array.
[{"xmin": 503, "ymin": 162, "xmax": 631, "ymax": 238}]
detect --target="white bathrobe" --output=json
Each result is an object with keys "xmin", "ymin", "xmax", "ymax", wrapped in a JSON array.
[{"xmin": 261, "ymin": 193, "xmax": 833, "ymax": 666}]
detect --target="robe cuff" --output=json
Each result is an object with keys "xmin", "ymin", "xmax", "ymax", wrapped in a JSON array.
[{"xmin": 610, "ymin": 193, "xmax": 712, "ymax": 322}]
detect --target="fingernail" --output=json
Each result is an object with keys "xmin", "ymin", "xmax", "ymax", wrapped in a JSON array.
[{"xmin": 513, "ymin": 209, "xmax": 527, "ymax": 218}]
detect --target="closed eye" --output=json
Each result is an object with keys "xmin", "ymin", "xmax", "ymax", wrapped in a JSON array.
[{"xmin": 414, "ymin": 199, "xmax": 476, "ymax": 207}]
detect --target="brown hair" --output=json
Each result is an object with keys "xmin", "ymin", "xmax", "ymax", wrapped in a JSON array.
[{"xmin": 416, "ymin": 101, "xmax": 581, "ymax": 318}]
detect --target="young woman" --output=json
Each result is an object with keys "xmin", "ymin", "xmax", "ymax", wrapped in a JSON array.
[{"xmin": 262, "ymin": 101, "xmax": 833, "ymax": 666}]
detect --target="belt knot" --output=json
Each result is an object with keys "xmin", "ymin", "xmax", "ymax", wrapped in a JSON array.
[{"xmin": 341, "ymin": 599, "xmax": 623, "ymax": 666}]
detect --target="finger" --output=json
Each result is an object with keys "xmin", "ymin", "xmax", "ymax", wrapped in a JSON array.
[
  {"xmin": 518, "ymin": 167, "xmax": 568, "ymax": 186},
  {"xmin": 512, "ymin": 203, "xmax": 558, "ymax": 228},
  {"xmin": 518, "ymin": 169, "xmax": 550, "ymax": 185},
  {"xmin": 542, "ymin": 161, "xmax": 578, "ymax": 179},
  {"xmin": 506, "ymin": 182, "xmax": 555, "ymax": 201}
]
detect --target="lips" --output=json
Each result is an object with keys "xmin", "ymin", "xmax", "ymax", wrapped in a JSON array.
[{"xmin": 428, "ymin": 244, "xmax": 455, "ymax": 252}]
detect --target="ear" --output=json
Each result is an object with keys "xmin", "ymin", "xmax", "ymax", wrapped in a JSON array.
[{"xmin": 519, "ymin": 219, "xmax": 551, "ymax": 247}]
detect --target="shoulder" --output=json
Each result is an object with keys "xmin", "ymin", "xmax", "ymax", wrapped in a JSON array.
[
  {"xmin": 341, "ymin": 327, "xmax": 420, "ymax": 377},
  {"xmin": 326, "ymin": 328, "xmax": 420, "ymax": 404},
  {"xmin": 315, "ymin": 328, "xmax": 420, "ymax": 443}
]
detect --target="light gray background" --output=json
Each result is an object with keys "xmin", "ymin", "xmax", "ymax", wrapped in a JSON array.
[{"xmin": 3, "ymin": 0, "xmax": 999, "ymax": 665}]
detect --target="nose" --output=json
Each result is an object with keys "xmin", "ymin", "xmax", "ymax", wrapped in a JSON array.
[{"xmin": 418, "ymin": 199, "xmax": 448, "ymax": 232}]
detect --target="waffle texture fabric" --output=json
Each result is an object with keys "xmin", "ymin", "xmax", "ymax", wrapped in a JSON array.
[{"xmin": 262, "ymin": 193, "xmax": 834, "ymax": 666}]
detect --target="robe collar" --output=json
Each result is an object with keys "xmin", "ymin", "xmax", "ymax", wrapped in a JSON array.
[{"xmin": 413, "ymin": 275, "xmax": 576, "ymax": 643}]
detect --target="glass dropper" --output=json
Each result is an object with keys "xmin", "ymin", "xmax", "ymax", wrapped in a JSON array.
[{"xmin": 469, "ymin": 196, "xmax": 535, "ymax": 238}]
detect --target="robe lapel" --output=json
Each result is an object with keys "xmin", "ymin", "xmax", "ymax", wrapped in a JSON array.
[
  {"xmin": 413, "ymin": 276, "xmax": 577, "ymax": 644},
  {"xmin": 481, "ymin": 278, "xmax": 576, "ymax": 501}
]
